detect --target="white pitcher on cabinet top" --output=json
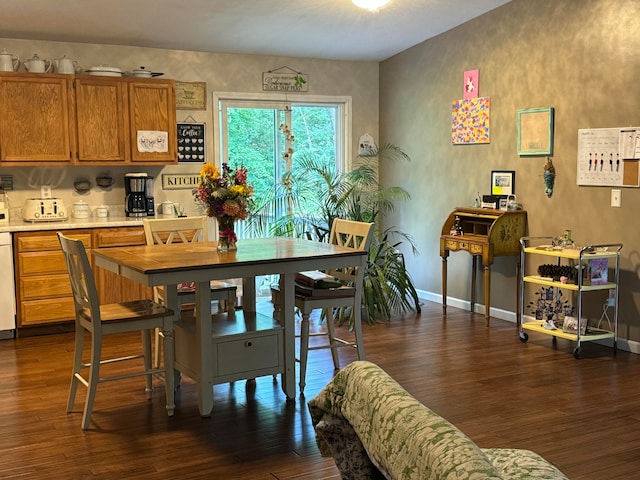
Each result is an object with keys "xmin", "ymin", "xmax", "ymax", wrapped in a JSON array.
[
  {"xmin": 54, "ymin": 55, "xmax": 78, "ymax": 74},
  {"xmin": 0, "ymin": 49, "xmax": 20, "ymax": 71},
  {"xmin": 23, "ymin": 53, "xmax": 52, "ymax": 73}
]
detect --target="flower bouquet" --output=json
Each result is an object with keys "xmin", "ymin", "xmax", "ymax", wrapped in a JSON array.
[{"xmin": 193, "ymin": 163, "xmax": 253, "ymax": 251}]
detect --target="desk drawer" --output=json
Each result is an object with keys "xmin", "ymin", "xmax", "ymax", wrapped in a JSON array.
[{"xmin": 215, "ymin": 332, "xmax": 281, "ymax": 376}]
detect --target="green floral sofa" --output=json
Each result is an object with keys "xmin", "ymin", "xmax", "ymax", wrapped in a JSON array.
[{"xmin": 308, "ymin": 361, "xmax": 568, "ymax": 480}]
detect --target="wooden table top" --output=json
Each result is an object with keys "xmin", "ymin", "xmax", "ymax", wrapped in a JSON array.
[{"xmin": 92, "ymin": 236, "xmax": 365, "ymax": 276}]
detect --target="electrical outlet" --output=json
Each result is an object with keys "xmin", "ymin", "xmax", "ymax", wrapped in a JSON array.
[
  {"xmin": 41, "ymin": 185, "xmax": 52, "ymax": 199},
  {"xmin": 611, "ymin": 189, "xmax": 621, "ymax": 207}
]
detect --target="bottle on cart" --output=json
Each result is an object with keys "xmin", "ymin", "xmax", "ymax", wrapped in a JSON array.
[{"xmin": 450, "ymin": 216, "xmax": 463, "ymax": 236}]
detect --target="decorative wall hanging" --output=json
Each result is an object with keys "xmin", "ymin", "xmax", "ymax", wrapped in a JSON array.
[
  {"xmin": 262, "ymin": 66, "xmax": 308, "ymax": 92},
  {"xmin": 177, "ymin": 123, "xmax": 206, "ymax": 163},
  {"xmin": 463, "ymin": 69, "xmax": 479, "ymax": 99},
  {"xmin": 576, "ymin": 127, "xmax": 640, "ymax": 187},
  {"xmin": 175, "ymin": 81, "xmax": 207, "ymax": 110},
  {"xmin": 544, "ymin": 157, "xmax": 555, "ymax": 197},
  {"xmin": 451, "ymin": 97, "xmax": 490, "ymax": 145},
  {"xmin": 517, "ymin": 107, "xmax": 554, "ymax": 155},
  {"xmin": 161, "ymin": 174, "xmax": 200, "ymax": 190}
]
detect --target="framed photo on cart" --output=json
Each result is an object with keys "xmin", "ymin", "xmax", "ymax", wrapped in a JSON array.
[
  {"xmin": 177, "ymin": 123, "xmax": 206, "ymax": 163},
  {"xmin": 517, "ymin": 107, "xmax": 554, "ymax": 155},
  {"xmin": 491, "ymin": 170, "xmax": 515, "ymax": 198}
]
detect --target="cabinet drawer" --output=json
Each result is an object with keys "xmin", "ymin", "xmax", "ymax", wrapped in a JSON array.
[
  {"xmin": 16, "ymin": 231, "xmax": 91, "ymax": 252},
  {"xmin": 20, "ymin": 274, "xmax": 71, "ymax": 300},
  {"xmin": 94, "ymin": 227, "xmax": 146, "ymax": 247},
  {"xmin": 215, "ymin": 333, "xmax": 281, "ymax": 376},
  {"xmin": 18, "ymin": 250, "xmax": 91, "ymax": 276},
  {"xmin": 20, "ymin": 297, "xmax": 75, "ymax": 326}
]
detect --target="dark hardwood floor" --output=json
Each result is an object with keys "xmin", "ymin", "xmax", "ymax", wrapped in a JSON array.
[{"xmin": 1, "ymin": 299, "xmax": 639, "ymax": 479}]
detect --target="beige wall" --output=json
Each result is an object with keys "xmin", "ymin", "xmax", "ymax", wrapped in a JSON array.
[
  {"xmin": 0, "ymin": 38, "xmax": 379, "ymax": 215},
  {"xmin": 379, "ymin": 0, "xmax": 640, "ymax": 345}
]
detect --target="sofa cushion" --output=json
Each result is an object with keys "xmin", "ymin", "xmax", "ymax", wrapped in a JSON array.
[
  {"xmin": 309, "ymin": 361, "xmax": 504, "ymax": 480},
  {"xmin": 483, "ymin": 449, "xmax": 568, "ymax": 479}
]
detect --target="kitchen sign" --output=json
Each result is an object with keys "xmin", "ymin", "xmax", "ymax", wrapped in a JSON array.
[
  {"xmin": 162, "ymin": 174, "xmax": 201, "ymax": 190},
  {"xmin": 262, "ymin": 66, "xmax": 308, "ymax": 92}
]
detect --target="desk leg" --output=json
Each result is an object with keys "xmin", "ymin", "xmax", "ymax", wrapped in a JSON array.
[
  {"xmin": 484, "ymin": 264, "xmax": 491, "ymax": 327},
  {"xmin": 242, "ymin": 276, "xmax": 256, "ymax": 313},
  {"xmin": 441, "ymin": 253, "xmax": 449, "ymax": 316},
  {"xmin": 471, "ymin": 256, "xmax": 478, "ymax": 314},
  {"xmin": 195, "ymin": 281, "xmax": 214, "ymax": 417},
  {"xmin": 279, "ymin": 272, "xmax": 296, "ymax": 400},
  {"xmin": 164, "ymin": 285, "xmax": 181, "ymax": 393}
]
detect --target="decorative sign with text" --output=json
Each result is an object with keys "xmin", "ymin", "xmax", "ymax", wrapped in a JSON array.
[
  {"xmin": 177, "ymin": 123, "xmax": 206, "ymax": 163},
  {"xmin": 162, "ymin": 174, "xmax": 201, "ymax": 190},
  {"xmin": 262, "ymin": 66, "xmax": 308, "ymax": 92}
]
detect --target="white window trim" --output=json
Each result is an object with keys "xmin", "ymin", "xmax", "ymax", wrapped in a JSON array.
[{"xmin": 213, "ymin": 91, "xmax": 352, "ymax": 173}]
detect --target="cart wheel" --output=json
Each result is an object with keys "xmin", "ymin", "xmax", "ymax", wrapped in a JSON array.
[
  {"xmin": 573, "ymin": 346, "xmax": 582, "ymax": 359},
  {"xmin": 519, "ymin": 332, "xmax": 528, "ymax": 343}
]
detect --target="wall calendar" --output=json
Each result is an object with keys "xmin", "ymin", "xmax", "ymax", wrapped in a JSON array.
[{"xmin": 576, "ymin": 127, "xmax": 640, "ymax": 187}]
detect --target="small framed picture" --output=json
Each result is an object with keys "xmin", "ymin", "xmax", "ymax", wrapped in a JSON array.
[{"xmin": 491, "ymin": 170, "xmax": 515, "ymax": 197}]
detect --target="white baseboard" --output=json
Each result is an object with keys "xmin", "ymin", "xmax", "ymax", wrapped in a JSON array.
[{"xmin": 417, "ymin": 289, "xmax": 639, "ymax": 355}]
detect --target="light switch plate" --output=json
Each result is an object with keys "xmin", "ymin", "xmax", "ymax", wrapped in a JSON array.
[{"xmin": 611, "ymin": 189, "xmax": 621, "ymax": 207}]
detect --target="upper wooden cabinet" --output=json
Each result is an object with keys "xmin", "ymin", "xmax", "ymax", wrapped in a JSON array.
[
  {"xmin": 128, "ymin": 80, "xmax": 178, "ymax": 164},
  {"xmin": 0, "ymin": 72, "xmax": 178, "ymax": 166},
  {"xmin": 75, "ymin": 76, "xmax": 178, "ymax": 165},
  {"xmin": 0, "ymin": 73, "xmax": 74, "ymax": 165},
  {"xmin": 74, "ymin": 76, "xmax": 129, "ymax": 163}
]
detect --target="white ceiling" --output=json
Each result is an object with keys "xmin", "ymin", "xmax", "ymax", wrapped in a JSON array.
[{"xmin": 0, "ymin": 0, "xmax": 510, "ymax": 62}]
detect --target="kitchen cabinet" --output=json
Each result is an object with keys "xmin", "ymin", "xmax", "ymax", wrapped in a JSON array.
[
  {"xmin": 0, "ymin": 72, "xmax": 177, "ymax": 166},
  {"xmin": 518, "ymin": 236, "xmax": 622, "ymax": 358},
  {"xmin": 128, "ymin": 80, "xmax": 178, "ymax": 164},
  {"xmin": 14, "ymin": 230, "xmax": 90, "ymax": 327},
  {"xmin": 74, "ymin": 76, "xmax": 129, "ymax": 163},
  {"xmin": 74, "ymin": 76, "xmax": 178, "ymax": 165},
  {"xmin": 0, "ymin": 73, "xmax": 74, "ymax": 165},
  {"xmin": 92, "ymin": 226, "xmax": 153, "ymax": 304},
  {"xmin": 14, "ymin": 226, "xmax": 153, "ymax": 329}
]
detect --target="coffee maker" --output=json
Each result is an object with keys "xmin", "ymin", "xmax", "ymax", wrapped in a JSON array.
[
  {"xmin": 145, "ymin": 175, "xmax": 155, "ymax": 216},
  {"xmin": 124, "ymin": 173, "xmax": 148, "ymax": 217}
]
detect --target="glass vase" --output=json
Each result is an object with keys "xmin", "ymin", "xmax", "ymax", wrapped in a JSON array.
[{"xmin": 216, "ymin": 216, "xmax": 237, "ymax": 252}]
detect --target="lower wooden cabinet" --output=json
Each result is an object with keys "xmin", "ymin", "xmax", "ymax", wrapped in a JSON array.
[{"xmin": 14, "ymin": 227, "xmax": 152, "ymax": 328}]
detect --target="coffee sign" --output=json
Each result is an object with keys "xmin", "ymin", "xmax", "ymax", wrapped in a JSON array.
[{"xmin": 177, "ymin": 123, "xmax": 206, "ymax": 163}]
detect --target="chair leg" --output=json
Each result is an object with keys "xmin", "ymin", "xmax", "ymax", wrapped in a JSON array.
[
  {"xmin": 352, "ymin": 304, "xmax": 366, "ymax": 360},
  {"xmin": 325, "ymin": 308, "xmax": 341, "ymax": 370},
  {"xmin": 162, "ymin": 323, "xmax": 175, "ymax": 416},
  {"xmin": 142, "ymin": 330, "xmax": 153, "ymax": 399},
  {"xmin": 67, "ymin": 327, "xmax": 85, "ymax": 413},
  {"xmin": 81, "ymin": 334, "xmax": 102, "ymax": 430},
  {"xmin": 153, "ymin": 327, "xmax": 162, "ymax": 369},
  {"xmin": 298, "ymin": 313, "xmax": 311, "ymax": 394}
]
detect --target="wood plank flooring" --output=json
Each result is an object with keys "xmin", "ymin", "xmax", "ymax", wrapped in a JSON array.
[{"xmin": 1, "ymin": 299, "xmax": 640, "ymax": 479}]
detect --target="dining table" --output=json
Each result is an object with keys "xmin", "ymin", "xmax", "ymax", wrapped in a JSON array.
[{"xmin": 92, "ymin": 236, "xmax": 367, "ymax": 417}]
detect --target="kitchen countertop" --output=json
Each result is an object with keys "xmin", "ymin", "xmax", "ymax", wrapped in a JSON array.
[{"xmin": 0, "ymin": 216, "xmax": 148, "ymax": 233}]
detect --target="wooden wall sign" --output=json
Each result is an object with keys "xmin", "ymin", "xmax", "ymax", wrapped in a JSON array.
[
  {"xmin": 175, "ymin": 81, "xmax": 207, "ymax": 110},
  {"xmin": 262, "ymin": 66, "xmax": 308, "ymax": 92},
  {"xmin": 177, "ymin": 123, "xmax": 206, "ymax": 162}
]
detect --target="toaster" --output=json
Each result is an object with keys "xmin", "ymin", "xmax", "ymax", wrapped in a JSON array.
[{"xmin": 23, "ymin": 198, "xmax": 68, "ymax": 222}]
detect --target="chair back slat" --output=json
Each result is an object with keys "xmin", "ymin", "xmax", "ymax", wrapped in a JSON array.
[
  {"xmin": 143, "ymin": 216, "xmax": 208, "ymax": 245},
  {"xmin": 326, "ymin": 219, "xmax": 374, "ymax": 285},
  {"xmin": 58, "ymin": 232, "xmax": 102, "ymax": 327}
]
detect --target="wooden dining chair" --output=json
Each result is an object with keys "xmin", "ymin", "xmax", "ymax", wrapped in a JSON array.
[
  {"xmin": 58, "ymin": 232, "xmax": 175, "ymax": 430},
  {"xmin": 142, "ymin": 216, "xmax": 238, "ymax": 367},
  {"xmin": 272, "ymin": 218, "xmax": 375, "ymax": 394}
]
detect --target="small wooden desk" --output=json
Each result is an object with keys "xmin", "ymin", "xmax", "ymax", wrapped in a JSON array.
[
  {"xmin": 440, "ymin": 207, "xmax": 527, "ymax": 326},
  {"xmin": 92, "ymin": 237, "xmax": 367, "ymax": 416}
]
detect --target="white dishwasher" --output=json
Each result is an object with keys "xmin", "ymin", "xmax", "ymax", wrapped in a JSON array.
[{"xmin": 0, "ymin": 232, "xmax": 16, "ymax": 337}]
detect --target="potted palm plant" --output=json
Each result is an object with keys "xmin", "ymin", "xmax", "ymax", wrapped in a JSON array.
[{"xmin": 246, "ymin": 143, "xmax": 421, "ymax": 323}]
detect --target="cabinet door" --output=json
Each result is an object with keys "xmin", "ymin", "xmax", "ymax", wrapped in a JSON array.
[
  {"xmin": 74, "ymin": 77, "xmax": 129, "ymax": 163},
  {"xmin": 93, "ymin": 227, "xmax": 153, "ymax": 304},
  {"xmin": 0, "ymin": 73, "xmax": 73, "ymax": 163},
  {"xmin": 128, "ymin": 80, "xmax": 177, "ymax": 164}
]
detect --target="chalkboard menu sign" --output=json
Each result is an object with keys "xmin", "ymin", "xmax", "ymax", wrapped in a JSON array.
[{"xmin": 177, "ymin": 123, "xmax": 206, "ymax": 163}]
